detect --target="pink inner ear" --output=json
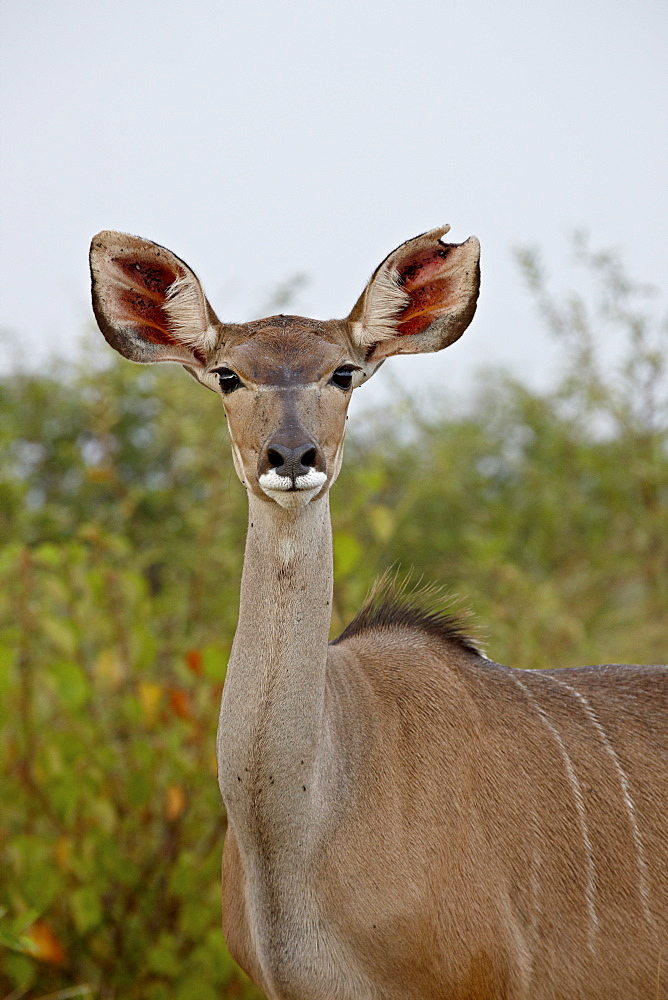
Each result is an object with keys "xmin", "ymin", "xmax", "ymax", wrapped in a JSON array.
[
  {"xmin": 111, "ymin": 256, "xmax": 181, "ymax": 346},
  {"xmin": 395, "ymin": 247, "xmax": 461, "ymax": 337}
]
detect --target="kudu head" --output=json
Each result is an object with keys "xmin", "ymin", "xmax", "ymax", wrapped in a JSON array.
[{"xmin": 90, "ymin": 227, "xmax": 480, "ymax": 508}]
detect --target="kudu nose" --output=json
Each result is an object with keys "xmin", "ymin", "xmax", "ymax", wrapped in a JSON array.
[{"xmin": 264, "ymin": 443, "xmax": 319, "ymax": 480}]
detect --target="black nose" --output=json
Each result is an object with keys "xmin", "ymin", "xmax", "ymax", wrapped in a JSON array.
[{"xmin": 265, "ymin": 443, "xmax": 318, "ymax": 479}]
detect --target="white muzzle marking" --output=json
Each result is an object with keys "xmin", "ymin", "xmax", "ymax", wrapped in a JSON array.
[{"xmin": 259, "ymin": 469, "xmax": 327, "ymax": 509}]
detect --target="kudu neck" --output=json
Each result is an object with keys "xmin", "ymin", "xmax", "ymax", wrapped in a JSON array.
[
  {"xmin": 217, "ymin": 491, "xmax": 333, "ymax": 818},
  {"xmin": 236, "ymin": 491, "xmax": 333, "ymax": 651}
]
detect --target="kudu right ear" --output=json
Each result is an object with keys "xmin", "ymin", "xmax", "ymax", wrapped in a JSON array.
[
  {"xmin": 347, "ymin": 226, "xmax": 480, "ymax": 365},
  {"xmin": 90, "ymin": 231, "xmax": 220, "ymax": 368}
]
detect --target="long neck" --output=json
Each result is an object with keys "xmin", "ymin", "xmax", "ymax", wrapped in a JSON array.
[{"xmin": 217, "ymin": 492, "xmax": 333, "ymax": 838}]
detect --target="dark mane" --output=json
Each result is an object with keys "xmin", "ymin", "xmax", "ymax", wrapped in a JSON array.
[{"xmin": 331, "ymin": 574, "xmax": 482, "ymax": 656}]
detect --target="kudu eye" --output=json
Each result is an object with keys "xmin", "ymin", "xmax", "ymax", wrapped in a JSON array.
[
  {"xmin": 214, "ymin": 368, "xmax": 243, "ymax": 394},
  {"xmin": 330, "ymin": 366, "xmax": 355, "ymax": 391}
]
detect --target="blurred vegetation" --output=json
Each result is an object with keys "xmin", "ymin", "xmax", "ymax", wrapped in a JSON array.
[{"xmin": 0, "ymin": 242, "xmax": 666, "ymax": 998}]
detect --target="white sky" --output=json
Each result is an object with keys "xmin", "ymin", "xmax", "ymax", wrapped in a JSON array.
[{"xmin": 1, "ymin": 0, "xmax": 666, "ymax": 408}]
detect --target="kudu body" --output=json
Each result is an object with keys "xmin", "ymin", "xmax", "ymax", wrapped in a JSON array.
[{"xmin": 90, "ymin": 226, "xmax": 667, "ymax": 1000}]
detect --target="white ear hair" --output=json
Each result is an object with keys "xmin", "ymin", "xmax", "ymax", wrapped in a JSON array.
[
  {"xmin": 351, "ymin": 266, "xmax": 410, "ymax": 349},
  {"xmin": 163, "ymin": 275, "xmax": 219, "ymax": 352}
]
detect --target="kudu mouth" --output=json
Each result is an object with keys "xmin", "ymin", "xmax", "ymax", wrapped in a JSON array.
[{"xmin": 258, "ymin": 438, "xmax": 327, "ymax": 509}]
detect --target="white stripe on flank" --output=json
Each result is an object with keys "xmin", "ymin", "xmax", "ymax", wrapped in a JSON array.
[
  {"xmin": 512, "ymin": 673, "xmax": 599, "ymax": 952},
  {"xmin": 528, "ymin": 844, "xmax": 543, "ymax": 945},
  {"xmin": 545, "ymin": 674, "xmax": 654, "ymax": 928}
]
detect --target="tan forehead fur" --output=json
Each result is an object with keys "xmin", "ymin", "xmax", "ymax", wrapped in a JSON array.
[{"xmin": 214, "ymin": 315, "xmax": 355, "ymax": 384}]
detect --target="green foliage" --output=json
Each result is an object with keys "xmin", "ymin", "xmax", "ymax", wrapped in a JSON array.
[{"xmin": 0, "ymin": 247, "xmax": 666, "ymax": 997}]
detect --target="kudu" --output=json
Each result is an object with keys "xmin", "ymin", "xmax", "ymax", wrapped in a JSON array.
[{"xmin": 90, "ymin": 226, "xmax": 667, "ymax": 1000}]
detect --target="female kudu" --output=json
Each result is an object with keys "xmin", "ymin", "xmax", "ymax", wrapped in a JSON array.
[{"xmin": 90, "ymin": 226, "xmax": 667, "ymax": 1000}]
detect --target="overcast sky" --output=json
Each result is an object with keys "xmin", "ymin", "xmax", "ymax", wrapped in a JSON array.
[{"xmin": 1, "ymin": 0, "xmax": 666, "ymax": 408}]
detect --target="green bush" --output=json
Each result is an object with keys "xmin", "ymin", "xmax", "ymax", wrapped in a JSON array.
[{"xmin": 0, "ymin": 244, "xmax": 665, "ymax": 997}]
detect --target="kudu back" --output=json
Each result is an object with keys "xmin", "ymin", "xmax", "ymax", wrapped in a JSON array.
[{"xmin": 90, "ymin": 224, "xmax": 667, "ymax": 1000}]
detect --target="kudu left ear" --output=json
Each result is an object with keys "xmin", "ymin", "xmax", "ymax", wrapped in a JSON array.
[
  {"xmin": 90, "ymin": 231, "xmax": 220, "ymax": 370},
  {"xmin": 347, "ymin": 226, "xmax": 480, "ymax": 364}
]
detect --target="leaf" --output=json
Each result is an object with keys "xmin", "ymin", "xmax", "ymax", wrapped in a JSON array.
[
  {"xmin": 0, "ymin": 645, "xmax": 15, "ymax": 696},
  {"xmin": 125, "ymin": 768, "xmax": 153, "ymax": 809},
  {"xmin": 147, "ymin": 932, "xmax": 180, "ymax": 977},
  {"xmin": 0, "ymin": 926, "xmax": 38, "ymax": 955},
  {"xmin": 368, "ymin": 504, "xmax": 396, "ymax": 544},
  {"xmin": 175, "ymin": 981, "xmax": 219, "ymax": 1000},
  {"xmin": 169, "ymin": 687, "xmax": 192, "ymax": 720},
  {"xmin": 165, "ymin": 784, "xmax": 187, "ymax": 822},
  {"xmin": 178, "ymin": 896, "xmax": 214, "ymax": 940},
  {"xmin": 88, "ymin": 796, "xmax": 117, "ymax": 835},
  {"xmin": 202, "ymin": 644, "xmax": 228, "ymax": 683},
  {"xmin": 41, "ymin": 616, "xmax": 78, "ymax": 657},
  {"xmin": 2, "ymin": 950, "xmax": 36, "ymax": 988},
  {"xmin": 184, "ymin": 648, "xmax": 203, "ymax": 675},
  {"xmin": 92, "ymin": 648, "xmax": 126, "ymax": 691},
  {"xmin": 333, "ymin": 532, "xmax": 361, "ymax": 577},
  {"xmin": 18, "ymin": 857, "xmax": 61, "ymax": 912},
  {"xmin": 24, "ymin": 919, "xmax": 67, "ymax": 965},
  {"xmin": 33, "ymin": 543, "xmax": 63, "ymax": 568},
  {"xmin": 54, "ymin": 836, "xmax": 73, "ymax": 872},
  {"xmin": 168, "ymin": 853, "xmax": 197, "ymax": 900},
  {"xmin": 51, "ymin": 659, "xmax": 91, "ymax": 710},
  {"xmin": 138, "ymin": 680, "xmax": 163, "ymax": 725},
  {"xmin": 70, "ymin": 887, "xmax": 103, "ymax": 935}
]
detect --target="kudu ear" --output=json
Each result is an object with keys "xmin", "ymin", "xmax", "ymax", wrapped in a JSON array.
[
  {"xmin": 348, "ymin": 226, "xmax": 480, "ymax": 364},
  {"xmin": 90, "ymin": 231, "xmax": 219, "ymax": 368}
]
